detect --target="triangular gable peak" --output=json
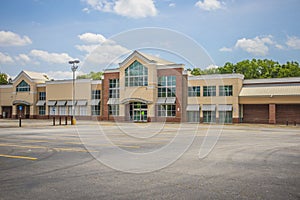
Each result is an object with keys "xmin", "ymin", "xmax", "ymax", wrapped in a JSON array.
[
  {"xmin": 118, "ymin": 50, "xmax": 176, "ymax": 68},
  {"xmin": 13, "ymin": 70, "xmax": 49, "ymax": 84},
  {"xmin": 119, "ymin": 51, "xmax": 154, "ymax": 69}
]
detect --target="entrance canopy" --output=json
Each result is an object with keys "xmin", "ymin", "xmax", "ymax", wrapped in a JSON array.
[
  {"xmin": 13, "ymin": 100, "xmax": 31, "ymax": 105},
  {"xmin": 120, "ymin": 98, "xmax": 152, "ymax": 104}
]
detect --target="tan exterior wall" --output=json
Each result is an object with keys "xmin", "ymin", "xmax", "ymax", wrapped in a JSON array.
[
  {"xmin": 0, "ymin": 87, "xmax": 13, "ymax": 106},
  {"xmin": 119, "ymin": 57, "xmax": 158, "ymax": 117},
  {"xmin": 187, "ymin": 77, "xmax": 242, "ymax": 120}
]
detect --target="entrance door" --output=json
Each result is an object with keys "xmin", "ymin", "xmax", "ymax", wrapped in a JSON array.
[
  {"xmin": 16, "ymin": 105, "xmax": 30, "ymax": 119},
  {"xmin": 130, "ymin": 102, "xmax": 148, "ymax": 122}
]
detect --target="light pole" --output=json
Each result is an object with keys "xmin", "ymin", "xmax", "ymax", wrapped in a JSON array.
[{"xmin": 69, "ymin": 60, "xmax": 80, "ymax": 125}]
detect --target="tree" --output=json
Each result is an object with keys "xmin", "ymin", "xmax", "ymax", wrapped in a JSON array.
[
  {"xmin": 0, "ymin": 73, "xmax": 8, "ymax": 84},
  {"xmin": 189, "ymin": 59, "xmax": 300, "ymax": 79},
  {"xmin": 77, "ymin": 71, "xmax": 103, "ymax": 80}
]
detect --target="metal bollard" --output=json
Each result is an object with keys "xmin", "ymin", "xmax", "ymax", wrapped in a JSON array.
[
  {"xmin": 19, "ymin": 116, "xmax": 22, "ymax": 127},
  {"xmin": 286, "ymin": 121, "xmax": 288, "ymax": 126},
  {"xmin": 53, "ymin": 117, "xmax": 55, "ymax": 126},
  {"xmin": 294, "ymin": 121, "xmax": 296, "ymax": 126},
  {"xmin": 65, "ymin": 116, "xmax": 67, "ymax": 125},
  {"xmin": 59, "ymin": 116, "xmax": 61, "ymax": 125}
]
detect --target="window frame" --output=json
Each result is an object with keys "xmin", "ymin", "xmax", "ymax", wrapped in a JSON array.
[
  {"xmin": 91, "ymin": 90, "xmax": 101, "ymax": 99},
  {"xmin": 157, "ymin": 104, "xmax": 176, "ymax": 117},
  {"xmin": 158, "ymin": 76, "xmax": 176, "ymax": 97},
  {"xmin": 16, "ymin": 80, "xmax": 30, "ymax": 92},
  {"xmin": 125, "ymin": 60, "xmax": 148, "ymax": 87},
  {"xmin": 188, "ymin": 86, "xmax": 201, "ymax": 97},
  {"xmin": 109, "ymin": 79, "xmax": 119, "ymax": 98},
  {"xmin": 203, "ymin": 86, "xmax": 216, "ymax": 97},
  {"xmin": 219, "ymin": 85, "xmax": 233, "ymax": 96}
]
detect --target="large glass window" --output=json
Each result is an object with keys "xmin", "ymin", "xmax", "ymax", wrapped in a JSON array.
[
  {"xmin": 91, "ymin": 90, "xmax": 101, "ymax": 99},
  {"xmin": 91, "ymin": 105, "xmax": 100, "ymax": 115},
  {"xmin": 109, "ymin": 79, "xmax": 119, "ymax": 98},
  {"xmin": 79, "ymin": 106, "xmax": 88, "ymax": 116},
  {"xmin": 59, "ymin": 106, "xmax": 67, "ymax": 115},
  {"xmin": 158, "ymin": 76, "xmax": 176, "ymax": 97},
  {"xmin": 188, "ymin": 86, "xmax": 200, "ymax": 97},
  {"xmin": 219, "ymin": 85, "xmax": 233, "ymax": 96},
  {"xmin": 219, "ymin": 111, "xmax": 232, "ymax": 123},
  {"xmin": 125, "ymin": 61, "xmax": 148, "ymax": 87},
  {"xmin": 158, "ymin": 105, "xmax": 176, "ymax": 117},
  {"xmin": 203, "ymin": 111, "xmax": 216, "ymax": 123},
  {"xmin": 187, "ymin": 111, "xmax": 200, "ymax": 122},
  {"xmin": 39, "ymin": 92, "xmax": 46, "ymax": 100},
  {"xmin": 203, "ymin": 86, "xmax": 216, "ymax": 96},
  {"xmin": 109, "ymin": 105, "xmax": 119, "ymax": 116},
  {"xmin": 16, "ymin": 80, "xmax": 30, "ymax": 92},
  {"xmin": 39, "ymin": 106, "xmax": 45, "ymax": 115}
]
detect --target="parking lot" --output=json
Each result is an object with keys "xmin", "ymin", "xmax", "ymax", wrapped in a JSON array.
[{"xmin": 0, "ymin": 119, "xmax": 299, "ymax": 200}]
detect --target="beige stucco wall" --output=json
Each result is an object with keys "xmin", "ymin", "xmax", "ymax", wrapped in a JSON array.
[
  {"xmin": 0, "ymin": 87, "xmax": 13, "ymax": 106},
  {"xmin": 46, "ymin": 81, "xmax": 91, "ymax": 100}
]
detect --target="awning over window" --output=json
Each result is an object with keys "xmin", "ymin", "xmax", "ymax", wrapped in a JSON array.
[
  {"xmin": 47, "ymin": 101, "xmax": 56, "ymax": 106},
  {"xmin": 186, "ymin": 104, "xmax": 200, "ymax": 111},
  {"xmin": 218, "ymin": 104, "xmax": 232, "ymax": 111},
  {"xmin": 156, "ymin": 98, "xmax": 166, "ymax": 104},
  {"xmin": 77, "ymin": 100, "xmax": 88, "ymax": 106},
  {"xmin": 202, "ymin": 104, "xmax": 216, "ymax": 111},
  {"xmin": 66, "ymin": 100, "xmax": 75, "ymax": 106},
  {"xmin": 107, "ymin": 98, "xmax": 119, "ymax": 105},
  {"xmin": 36, "ymin": 100, "xmax": 46, "ymax": 106},
  {"xmin": 91, "ymin": 99, "xmax": 101, "ymax": 105},
  {"xmin": 166, "ymin": 97, "xmax": 176, "ymax": 104},
  {"xmin": 56, "ymin": 100, "xmax": 66, "ymax": 106}
]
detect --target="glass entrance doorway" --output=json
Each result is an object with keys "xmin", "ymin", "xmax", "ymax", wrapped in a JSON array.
[{"xmin": 129, "ymin": 102, "xmax": 147, "ymax": 122}]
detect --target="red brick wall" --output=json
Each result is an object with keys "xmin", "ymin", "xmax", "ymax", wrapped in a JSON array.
[
  {"xmin": 276, "ymin": 104, "xmax": 300, "ymax": 124},
  {"xmin": 102, "ymin": 72, "xmax": 120, "ymax": 120},
  {"xmin": 242, "ymin": 104, "xmax": 269, "ymax": 124},
  {"xmin": 157, "ymin": 68, "xmax": 185, "ymax": 122}
]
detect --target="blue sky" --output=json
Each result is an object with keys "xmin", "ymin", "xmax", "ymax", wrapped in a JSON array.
[{"xmin": 0, "ymin": 0, "xmax": 299, "ymax": 79}]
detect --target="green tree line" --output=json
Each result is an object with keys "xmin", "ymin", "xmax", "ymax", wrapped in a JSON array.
[
  {"xmin": 189, "ymin": 59, "xmax": 300, "ymax": 79},
  {"xmin": 76, "ymin": 71, "xmax": 103, "ymax": 80}
]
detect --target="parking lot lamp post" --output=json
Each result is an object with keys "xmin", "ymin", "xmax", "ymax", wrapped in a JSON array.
[{"xmin": 69, "ymin": 60, "xmax": 80, "ymax": 125}]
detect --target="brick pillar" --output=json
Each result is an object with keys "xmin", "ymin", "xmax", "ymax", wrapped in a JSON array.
[{"xmin": 269, "ymin": 104, "xmax": 276, "ymax": 124}]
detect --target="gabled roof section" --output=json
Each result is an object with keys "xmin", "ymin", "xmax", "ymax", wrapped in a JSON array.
[
  {"xmin": 118, "ymin": 50, "xmax": 176, "ymax": 68},
  {"xmin": 13, "ymin": 70, "xmax": 49, "ymax": 83}
]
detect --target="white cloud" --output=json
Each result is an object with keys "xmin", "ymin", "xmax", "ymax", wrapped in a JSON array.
[
  {"xmin": 15, "ymin": 54, "xmax": 31, "ymax": 63},
  {"xmin": 83, "ymin": 0, "xmax": 157, "ymax": 18},
  {"xmin": 0, "ymin": 31, "xmax": 32, "ymax": 46},
  {"xmin": 195, "ymin": 0, "xmax": 222, "ymax": 11},
  {"xmin": 0, "ymin": 52, "xmax": 14, "ymax": 64},
  {"xmin": 219, "ymin": 47, "xmax": 232, "ymax": 52},
  {"xmin": 206, "ymin": 64, "xmax": 219, "ymax": 69},
  {"xmin": 82, "ymin": 41, "xmax": 129, "ymax": 71},
  {"xmin": 76, "ymin": 44, "xmax": 98, "ymax": 53},
  {"xmin": 78, "ymin": 32, "xmax": 106, "ymax": 44},
  {"xmin": 30, "ymin": 49, "xmax": 74, "ymax": 64},
  {"xmin": 46, "ymin": 70, "xmax": 85, "ymax": 80},
  {"xmin": 234, "ymin": 35, "xmax": 274, "ymax": 56},
  {"xmin": 286, "ymin": 36, "xmax": 300, "ymax": 50},
  {"xmin": 169, "ymin": 3, "xmax": 176, "ymax": 7}
]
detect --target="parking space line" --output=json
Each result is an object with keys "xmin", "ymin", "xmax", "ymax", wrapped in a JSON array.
[
  {"xmin": 0, "ymin": 143, "xmax": 95, "ymax": 153},
  {"xmin": 0, "ymin": 154, "xmax": 37, "ymax": 160}
]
